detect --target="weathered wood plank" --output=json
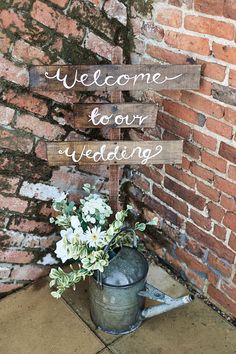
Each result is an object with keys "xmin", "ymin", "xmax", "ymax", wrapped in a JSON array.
[
  {"xmin": 46, "ymin": 140, "xmax": 183, "ymax": 166},
  {"xmin": 109, "ymin": 47, "xmax": 123, "ymax": 213},
  {"xmin": 74, "ymin": 103, "xmax": 158, "ymax": 128},
  {"xmin": 29, "ymin": 64, "xmax": 201, "ymax": 91}
]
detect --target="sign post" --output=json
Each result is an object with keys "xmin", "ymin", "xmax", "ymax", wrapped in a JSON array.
[{"xmin": 29, "ymin": 54, "xmax": 201, "ymax": 217}]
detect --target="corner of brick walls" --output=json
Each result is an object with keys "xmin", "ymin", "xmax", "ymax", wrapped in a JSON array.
[
  {"xmin": 121, "ymin": 0, "xmax": 236, "ymax": 317},
  {"xmin": 0, "ymin": 0, "xmax": 128, "ymax": 296}
]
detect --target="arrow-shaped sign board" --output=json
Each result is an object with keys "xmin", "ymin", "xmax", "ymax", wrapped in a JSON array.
[
  {"xmin": 47, "ymin": 140, "xmax": 183, "ymax": 166},
  {"xmin": 29, "ymin": 64, "xmax": 201, "ymax": 91},
  {"xmin": 74, "ymin": 103, "xmax": 158, "ymax": 128}
]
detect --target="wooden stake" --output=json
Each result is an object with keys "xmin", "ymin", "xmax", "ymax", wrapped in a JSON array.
[{"xmin": 109, "ymin": 47, "xmax": 123, "ymax": 214}]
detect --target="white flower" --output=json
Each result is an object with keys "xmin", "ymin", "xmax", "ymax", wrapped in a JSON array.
[
  {"xmin": 83, "ymin": 226, "xmax": 106, "ymax": 248},
  {"xmin": 60, "ymin": 228, "xmax": 74, "ymax": 242},
  {"xmin": 70, "ymin": 215, "xmax": 80, "ymax": 229},
  {"xmin": 55, "ymin": 239, "xmax": 70, "ymax": 263},
  {"xmin": 55, "ymin": 192, "xmax": 68, "ymax": 203}
]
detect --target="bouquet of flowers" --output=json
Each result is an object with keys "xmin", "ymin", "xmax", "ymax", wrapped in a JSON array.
[{"xmin": 49, "ymin": 184, "xmax": 157, "ymax": 298}]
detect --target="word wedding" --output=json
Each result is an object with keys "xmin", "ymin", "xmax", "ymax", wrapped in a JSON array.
[{"xmin": 58, "ymin": 143, "xmax": 163, "ymax": 165}]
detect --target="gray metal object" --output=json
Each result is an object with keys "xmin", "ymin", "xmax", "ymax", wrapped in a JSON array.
[{"xmin": 89, "ymin": 231, "xmax": 194, "ymax": 334}]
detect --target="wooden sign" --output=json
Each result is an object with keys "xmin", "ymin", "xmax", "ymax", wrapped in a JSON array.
[
  {"xmin": 46, "ymin": 140, "xmax": 183, "ymax": 166},
  {"xmin": 74, "ymin": 103, "xmax": 158, "ymax": 128},
  {"xmin": 29, "ymin": 64, "xmax": 201, "ymax": 91}
]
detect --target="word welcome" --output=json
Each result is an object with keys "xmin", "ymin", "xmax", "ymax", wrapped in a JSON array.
[
  {"xmin": 58, "ymin": 144, "xmax": 163, "ymax": 165},
  {"xmin": 88, "ymin": 107, "xmax": 148, "ymax": 126},
  {"xmin": 45, "ymin": 68, "xmax": 183, "ymax": 90}
]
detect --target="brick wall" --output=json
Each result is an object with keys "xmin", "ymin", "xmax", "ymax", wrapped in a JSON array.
[
  {"xmin": 0, "ymin": 0, "xmax": 235, "ymax": 318},
  {"xmin": 124, "ymin": 0, "xmax": 236, "ymax": 317},
  {"xmin": 0, "ymin": 0, "xmax": 127, "ymax": 295}
]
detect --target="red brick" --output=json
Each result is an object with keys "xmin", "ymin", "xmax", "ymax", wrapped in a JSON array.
[
  {"xmin": 201, "ymin": 151, "xmax": 227, "ymax": 173},
  {"xmin": 229, "ymin": 232, "xmax": 236, "ymax": 251},
  {"xmin": 190, "ymin": 209, "xmax": 212, "ymax": 231},
  {"xmin": 164, "ymin": 30, "xmax": 210, "ymax": 55},
  {"xmin": 185, "ymin": 268, "xmax": 205, "ymax": 289},
  {"xmin": 0, "ymin": 9, "xmax": 26, "ymax": 32},
  {"xmin": 104, "ymin": 0, "xmax": 127, "ymax": 26},
  {"xmin": 163, "ymin": 100, "xmax": 199, "ymax": 125},
  {"xmin": 0, "ymin": 105, "xmax": 15, "ymax": 125},
  {"xmin": 153, "ymin": 185, "xmax": 188, "ymax": 216},
  {"xmin": 197, "ymin": 181, "xmax": 220, "ymax": 202},
  {"xmin": 194, "ymin": 0, "xmax": 224, "ymax": 16},
  {"xmin": 215, "ymin": 176, "xmax": 236, "ymax": 198},
  {"xmin": 49, "ymin": 0, "xmax": 68, "ymax": 7},
  {"xmin": 0, "ymin": 267, "xmax": 11, "ymax": 278},
  {"xmin": 146, "ymin": 45, "xmax": 189, "ymax": 64},
  {"xmin": 229, "ymin": 70, "xmax": 236, "ymax": 88},
  {"xmin": 199, "ymin": 61, "xmax": 226, "ymax": 82},
  {"xmin": 221, "ymin": 282, "xmax": 236, "ymax": 302},
  {"xmin": 0, "ymin": 32, "xmax": 11, "ymax": 53},
  {"xmin": 224, "ymin": 107, "xmax": 236, "ymax": 125},
  {"xmin": 0, "ymin": 283, "xmax": 23, "ymax": 293},
  {"xmin": 229, "ymin": 165, "xmax": 236, "ymax": 180},
  {"xmin": 199, "ymin": 78, "xmax": 212, "ymax": 96},
  {"xmin": 206, "ymin": 118, "xmax": 232, "ymax": 139},
  {"xmin": 31, "ymin": 1, "xmax": 84, "ymax": 39},
  {"xmin": 141, "ymin": 21, "xmax": 164, "ymax": 41},
  {"xmin": 165, "ymin": 252, "xmax": 183, "ymax": 273},
  {"xmin": 0, "ymin": 195, "xmax": 27, "ymax": 213},
  {"xmin": 223, "ymin": 212, "xmax": 236, "ymax": 232},
  {"xmin": 182, "ymin": 157, "xmax": 191, "ymax": 170},
  {"xmin": 35, "ymin": 140, "xmax": 47, "ymax": 161},
  {"xmin": 224, "ymin": 0, "xmax": 236, "ymax": 20},
  {"xmin": 143, "ymin": 195, "xmax": 182, "ymax": 226},
  {"xmin": 133, "ymin": 174, "xmax": 150, "ymax": 192},
  {"xmin": 9, "ymin": 218, "xmax": 54, "ymax": 235},
  {"xmin": 137, "ymin": 165, "xmax": 163, "ymax": 185},
  {"xmin": 193, "ymin": 130, "xmax": 217, "ymax": 151},
  {"xmin": 12, "ymin": 40, "xmax": 50, "ymax": 65},
  {"xmin": 208, "ymin": 285, "xmax": 236, "ymax": 316},
  {"xmin": 220, "ymin": 195, "xmax": 235, "ymax": 211},
  {"xmin": 181, "ymin": 92, "xmax": 224, "ymax": 119},
  {"xmin": 186, "ymin": 238, "xmax": 206, "ymax": 258},
  {"xmin": 156, "ymin": 8, "xmax": 182, "ymax": 28},
  {"xmin": 190, "ymin": 162, "xmax": 214, "ymax": 182},
  {"xmin": 213, "ymin": 224, "xmax": 226, "ymax": 241},
  {"xmin": 158, "ymin": 113, "xmax": 191, "ymax": 139},
  {"xmin": 168, "ymin": 0, "xmax": 193, "ymax": 9},
  {"xmin": 207, "ymin": 269, "xmax": 219, "ymax": 287},
  {"xmin": 219, "ymin": 142, "xmax": 236, "ymax": 164},
  {"xmin": 186, "ymin": 222, "xmax": 235, "ymax": 263},
  {"xmin": 208, "ymin": 253, "xmax": 232, "ymax": 277},
  {"xmin": 4, "ymin": 91, "xmax": 48, "ymax": 117},
  {"xmin": 164, "ymin": 177, "xmax": 206, "ymax": 210},
  {"xmin": 16, "ymin": 114, "xmax": 65, "ymax": 140},
  {"xmin": 0, "ymin": 56, "xmax": 28, "ymax": 86},
  {"xmin": 0, "ymin": 128, "xmax": 33, "ymax": 154},
  {"xmin": 176, "ymin": 247, "xmax": 207, "ymax": 273},
  {"xmin": 0, "ymin": 250, "xmax": 34, "ymax": 264},
  {"xmin": 213, "ymin": 43, "xmax": 236, "ymax": 65},
  {"xmin": 166, "ymin": 165, "xmax": 195, "ymax": 188},
  {"xmin": 85, "ymin": 32, "xmax": 116, "ymax": 61},
  {"xmin": 11, "ymin": 265, "xmax": 50, "ymax": 280},
  {"xmin": 208, "ymin": 202, "xmax": 225, "ymax": 223},
  {"xmin": 185, "ymin": 141, "xmax": 202, "ymax": 160},
  {"xmin": 184, "ymin": 15, "xmax": 234, "ymax": 40}
]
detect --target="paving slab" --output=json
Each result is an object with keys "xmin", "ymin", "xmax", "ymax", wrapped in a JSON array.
[
  {"xmin": 108, "ymin": 264, "xmax": 236, "ymax": 354},
  {"xmin": 0, "ymin": 278, "xmax": 105, "ymax": 354}
]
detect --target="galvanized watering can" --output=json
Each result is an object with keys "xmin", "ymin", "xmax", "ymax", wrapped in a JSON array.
[{"xmin": 89, "ymin": 230, "xmax": 194, "ymax": 335}]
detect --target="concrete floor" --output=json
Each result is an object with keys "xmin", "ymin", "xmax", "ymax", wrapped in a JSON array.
[{"xmin": 0, "ymin": 264, "xmax": 235, "ymax": 354}]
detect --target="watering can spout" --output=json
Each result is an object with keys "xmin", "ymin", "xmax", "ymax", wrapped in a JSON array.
[{"xmin": 138, "ymin": 283, "xmax": 194, "ymax": 320}]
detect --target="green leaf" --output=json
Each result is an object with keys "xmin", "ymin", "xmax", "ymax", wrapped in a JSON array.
[
  {"xmin": 147, "ymin": 217, "xmax": 158, "ymax": 226},
  {"xmin": 51, "ymin": 291, "xmax": 61, "ymax": 299},
  {"xmin": 135, "ymin": 223, "xmax": 146, "ymax": 231}
]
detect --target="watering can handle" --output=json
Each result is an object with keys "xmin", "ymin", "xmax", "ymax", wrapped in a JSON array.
[
  {"xmin": 104, "ymin": 226, "xmax": 137, "ymax": 255},
  {"xmin": 97, "ymin": 227, "xmax": 137, "ymax": 286}
]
